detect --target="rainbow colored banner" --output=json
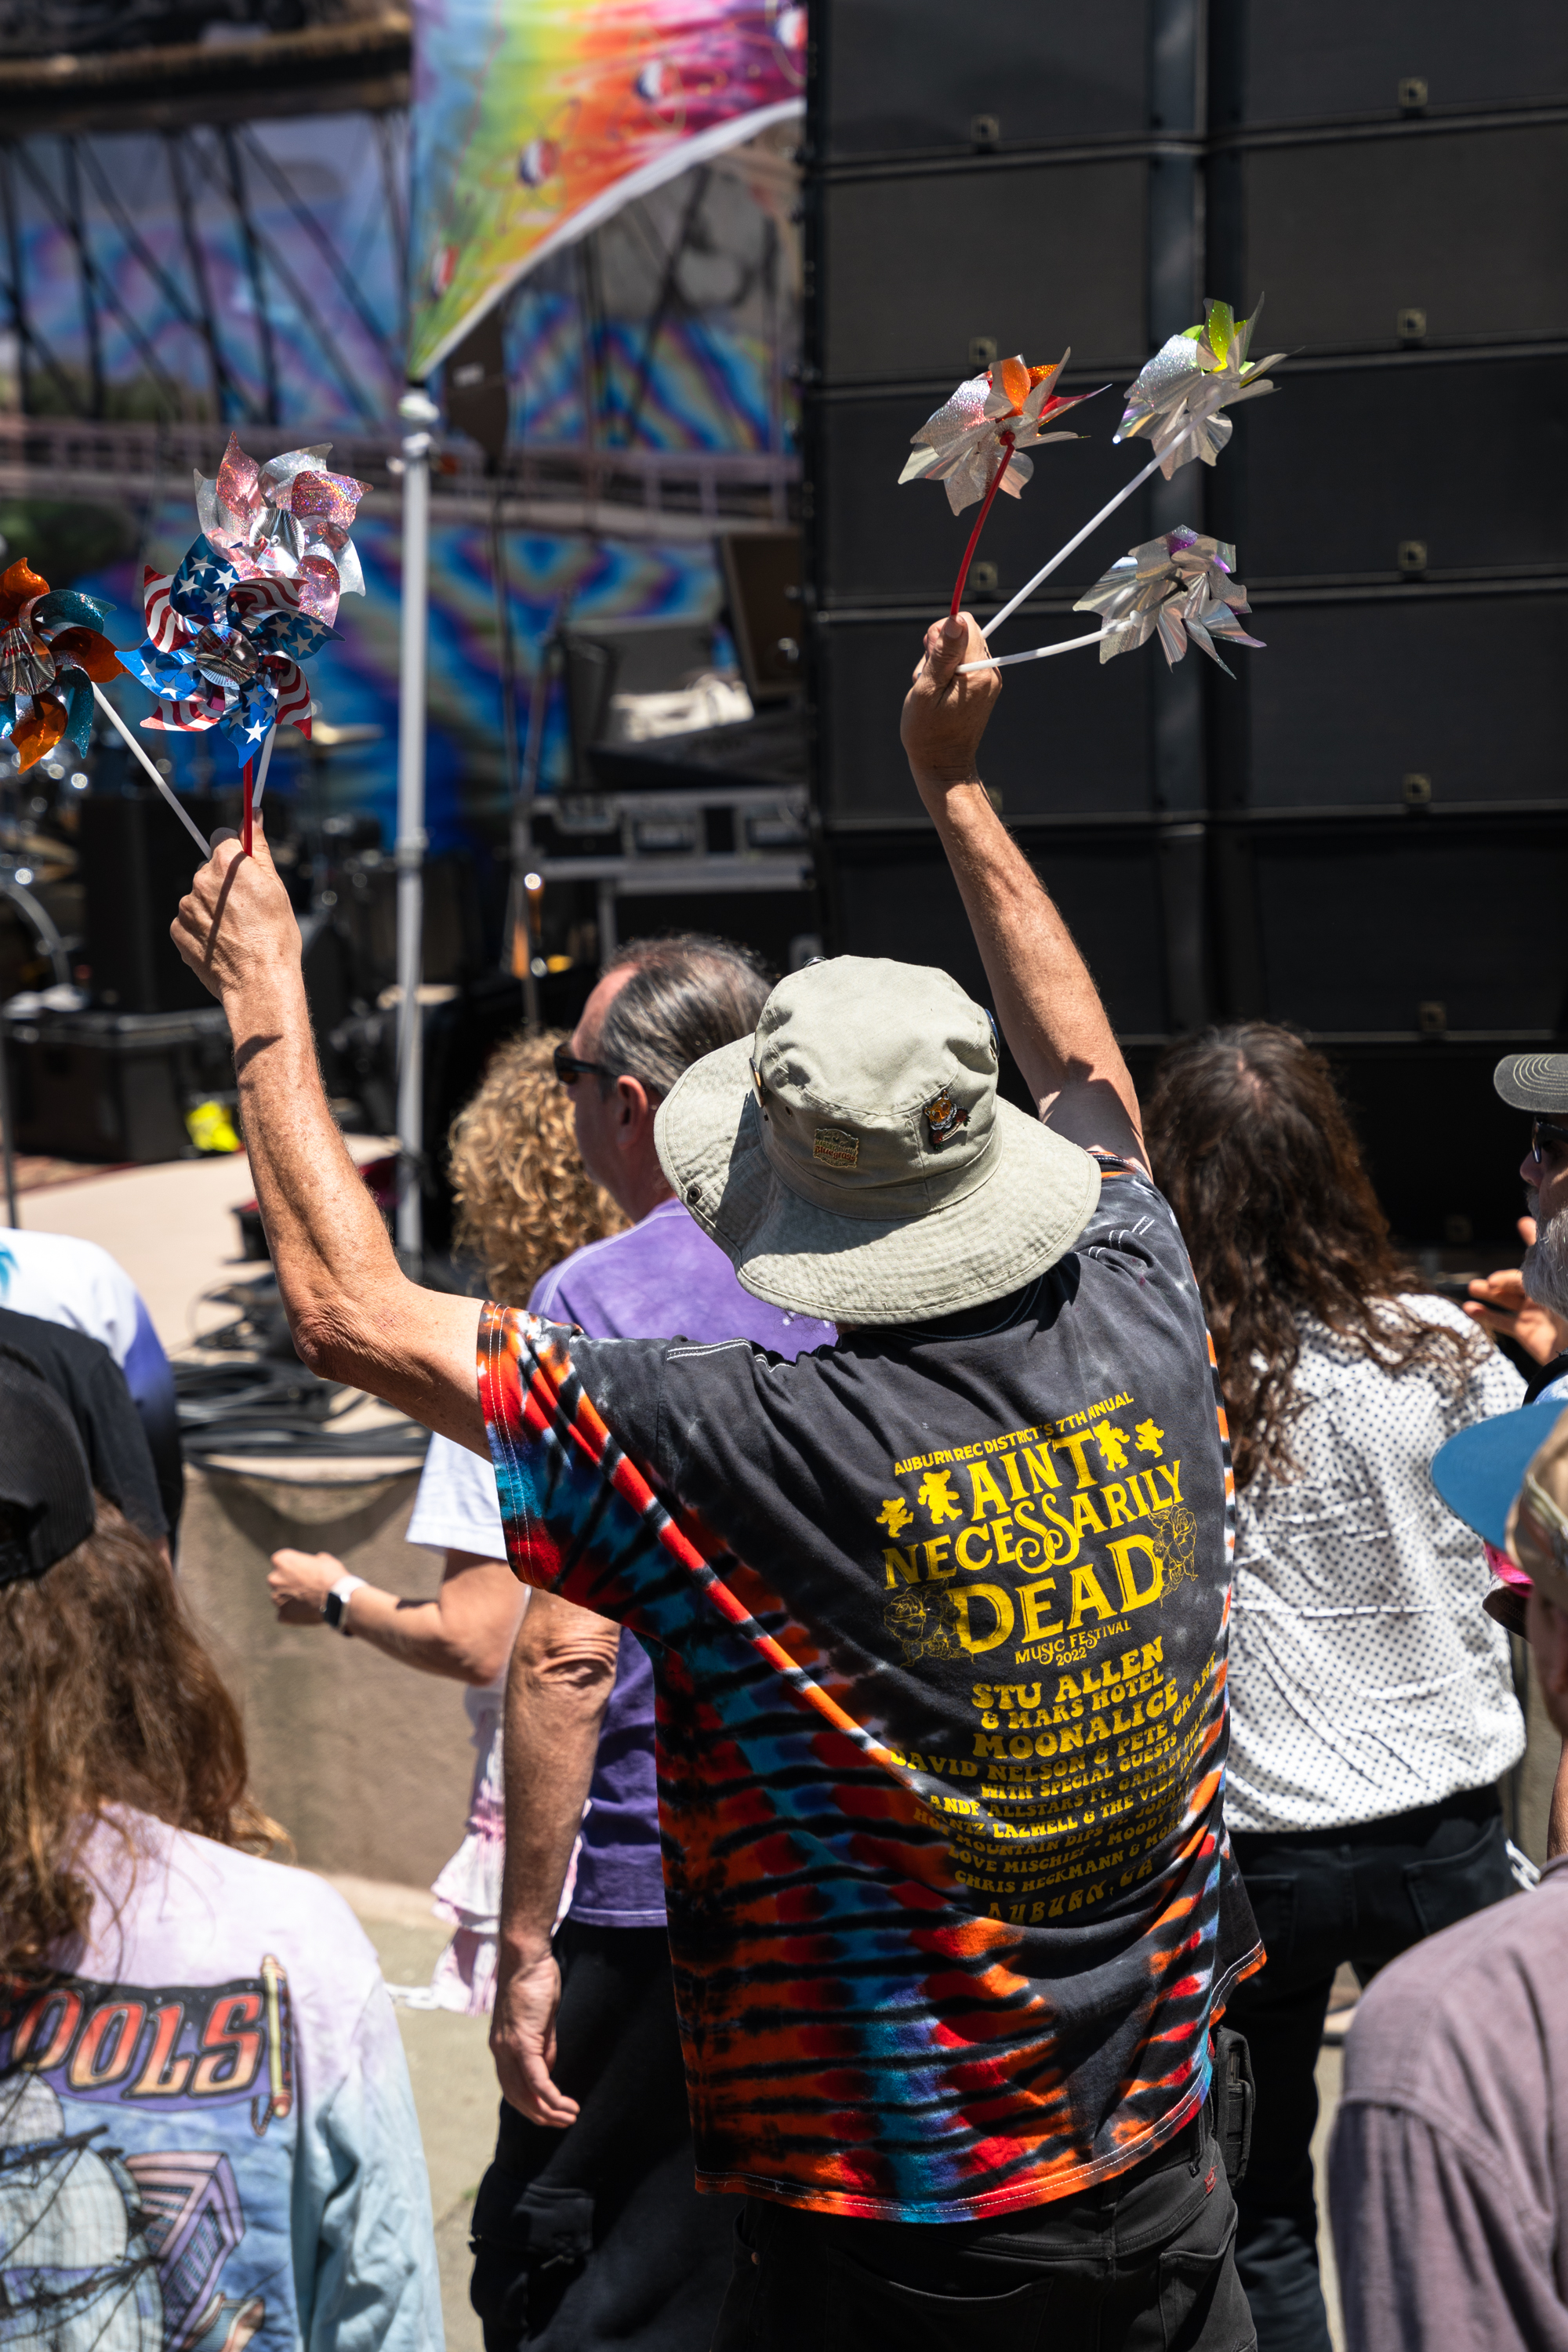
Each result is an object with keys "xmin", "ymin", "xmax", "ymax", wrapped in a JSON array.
[{"xmin": 409, "ymin": 0, "xmax": 805, "ymax": 380}]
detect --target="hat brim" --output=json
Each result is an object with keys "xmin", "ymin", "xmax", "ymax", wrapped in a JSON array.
[
  {"xmin": 1494, "ymin": 1052, "xmax": 1568, "ymax": 1115},
  {"xmin": 654, "ymin": 1036, "xmax": 1102, "ymax": 1324},
  {"xmin": 1430, "ymin": 1399, "xmax": 1566, "ymax": 1551}
]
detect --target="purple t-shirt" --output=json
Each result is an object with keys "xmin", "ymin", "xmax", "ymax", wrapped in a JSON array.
[{"xmin": 528, "ymin": 1196, "xmax": 834, "ymax": 1927}]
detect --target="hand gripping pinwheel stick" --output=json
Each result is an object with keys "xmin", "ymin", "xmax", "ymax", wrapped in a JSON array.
[
  {"xmin": 89, "ymin": 681, "xmax": 212, "ymax": 858},
  {"xmin": 981, "ymin": 298, "xmax": 1283, "ymax": 642}
]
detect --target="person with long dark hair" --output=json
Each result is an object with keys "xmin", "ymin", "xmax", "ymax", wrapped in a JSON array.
[
  {"xmin": 0, "ymin": 1352, "xmax": 440, "ymax": 2350},
  {"xmin": 1143, "ymin": 1022, "xmax": 1526, "ymax": 2352}
]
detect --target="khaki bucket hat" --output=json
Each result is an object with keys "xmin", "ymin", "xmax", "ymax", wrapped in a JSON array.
[{"xmin": 652, "ymin": 956, "xmax": 1101, "ymax": 1324}]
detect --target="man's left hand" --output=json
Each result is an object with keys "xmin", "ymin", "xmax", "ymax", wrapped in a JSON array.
[
  {"xmin": 170, "ymin": 814, "xmax": 303, "ymax": 1009},
  {"xmin": 491, "ymin": 1944, "xmax": 579, "ymax": 2128}
]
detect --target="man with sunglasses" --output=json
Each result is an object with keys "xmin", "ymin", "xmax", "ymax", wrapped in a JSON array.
[{"xmin": 478, "ymin": 937, "xmax": 834, "ymax": 2352}]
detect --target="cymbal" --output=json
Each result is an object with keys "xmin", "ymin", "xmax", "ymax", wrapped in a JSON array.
[{"xmin": 0, "ymin": 827, "xmax": 78, "ymax": 882}]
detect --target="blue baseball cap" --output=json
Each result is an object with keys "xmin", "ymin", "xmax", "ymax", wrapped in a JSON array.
[{"xmin": 1430, "ymin": 1397, "xmax": 1568, "ymax": 1550}]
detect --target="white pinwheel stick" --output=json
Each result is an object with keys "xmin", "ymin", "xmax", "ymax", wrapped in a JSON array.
[
  {"xmin": 252, "ymin": 724, "xmax": 278, "ymax": 814},
  {"xmin": 979, "ymin": 421, "xmax": 1196, "ymax": 640},
  {"xmin": 90, "ymin": 681, "xmax": 212, "ymax": 858},
  {"xmin": 959, "ymin": 628, "xmax": 1105, "ymax": 674}
]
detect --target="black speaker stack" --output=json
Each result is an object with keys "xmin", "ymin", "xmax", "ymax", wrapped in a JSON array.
[{"xmin": 800, "ymin": 0, "xmax": 1568, "ymax": 1246}]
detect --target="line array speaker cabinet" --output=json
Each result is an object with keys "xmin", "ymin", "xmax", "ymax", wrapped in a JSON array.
[
  {"xmin": 803, "ymin": 0, "xmax": 1568, "ymax": 1241},
  {"xmin": 77, "ymin": 790, "xmax": 222, "ymax": 1016}
]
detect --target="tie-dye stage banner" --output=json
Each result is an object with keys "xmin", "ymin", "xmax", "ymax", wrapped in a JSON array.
[{"xmin": 409, "ymin": 0, "xmax": 805, "ymax": 379}]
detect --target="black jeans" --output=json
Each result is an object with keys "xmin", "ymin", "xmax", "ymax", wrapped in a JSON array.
[
  {"xmin": 1228, "ymin": 1786, "xmax": 1515, "ymax": 2352},
  {"xmin": 710, "ymin": 2108, "xmax": 1254, "ymax": 2351},
  {"xmin": 470, "ymin": 1922, "xmax": 734, "ymax": 2350}
]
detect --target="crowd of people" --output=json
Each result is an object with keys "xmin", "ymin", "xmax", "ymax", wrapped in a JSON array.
[{"xmin": 3, "ymin": 606, "xmax": 1567, "ymax": 2350}]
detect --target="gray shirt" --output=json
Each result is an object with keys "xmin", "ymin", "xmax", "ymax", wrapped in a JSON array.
[{"xmin": 1328, "ymin": 1855, "xmax": 1568, "ymax": 2350}]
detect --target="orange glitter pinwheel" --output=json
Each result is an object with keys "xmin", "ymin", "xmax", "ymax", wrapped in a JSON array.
[
  {"xmin": 0, "ymin": 557, "xmax": 125, "ymax": 772},
  {"xmin": 898, "ymin": 352, "xmax": 1104, "ymax": 615}
]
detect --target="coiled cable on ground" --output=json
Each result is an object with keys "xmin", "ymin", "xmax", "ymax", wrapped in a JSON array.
[{"xmin": 176, "ymin": 1273, "xmax": 430, "ymax": 1465}]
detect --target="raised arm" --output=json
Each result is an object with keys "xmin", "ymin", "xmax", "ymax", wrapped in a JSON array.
[
  {"xmin": 900, "ymin": 612, "xmax": 1147, "ymax": 1171},
  {"xmin": 170, "ymin": 822, "xmax": 486, "ymax": 1452}
]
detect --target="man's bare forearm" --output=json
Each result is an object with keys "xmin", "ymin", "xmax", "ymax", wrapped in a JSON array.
[
  {"xmin": 499, "ymin": 1593, "xmax": 620, "ymax": 1960},
  {"xmin": 900, "ymin": 614, "xmax": 1145, "ymax": 1163},
  {"xmin": 924, "ymin": 782, "xmax": 1138, "ymax": 1127},
  {"xmin": 172, "ymin": 826, "xmax": 485, "ymax": 1450}
]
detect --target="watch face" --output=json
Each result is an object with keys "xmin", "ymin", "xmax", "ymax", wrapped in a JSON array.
[{"xmin": 324, "ymin": 1590, "xmax": 343, "ymax": 1628}]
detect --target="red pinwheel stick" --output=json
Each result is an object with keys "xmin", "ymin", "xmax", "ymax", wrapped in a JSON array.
[
  {"xmin": 949, "ymin": 433, "xmax": 1014, "ymax": 619},
  {"xmin": 241, "ymin": 760, "xmax": 253, "ymax": 857}
]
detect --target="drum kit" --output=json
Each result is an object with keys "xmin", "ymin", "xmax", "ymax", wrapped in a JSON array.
[{"xmin": 0, "ymin": 790, "xmax": 79, "ymax": 996}]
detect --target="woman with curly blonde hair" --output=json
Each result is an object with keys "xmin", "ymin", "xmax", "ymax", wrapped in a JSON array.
[
  {"xmin": 449, "ymin": 1031, "xmax": 628, "ymax": 1305},
  {"xmin": 264, "ymin": 1033, "xmax": 623, "ymax": 2013}
]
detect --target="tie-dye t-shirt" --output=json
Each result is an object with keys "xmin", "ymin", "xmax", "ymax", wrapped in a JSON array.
[{"xmin": 479, "ymin": 1160, "xmax": 1261, "ymax": 2223}]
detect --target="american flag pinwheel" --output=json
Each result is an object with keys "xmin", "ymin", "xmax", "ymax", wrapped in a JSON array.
[
  {"xmin": 122, "ymin": 535, "xmax": 328, "ymax": 758},
  {"xmin": 1113, "ymin": 297, "xmax": 1285, "ymax": 479},
  {"xmin": 1073, "ymin": 528, "xmax": 1265, "ymax": 675},
  {"xmin": 0, "ymin": 557, "xmax": 125, "ymax": 772},
  {"xmin": 121, "ymin": 432, "xmax": 369, "ymax": 852}
]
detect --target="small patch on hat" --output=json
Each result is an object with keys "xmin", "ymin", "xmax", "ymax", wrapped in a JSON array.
[
  {"xmin": 813, "ymin": 1124, "xmax": 859, "ymax": 1171},
  {"xmin": 924, "ymin": 1084, "xmax": 969, "ymax": 1145}
]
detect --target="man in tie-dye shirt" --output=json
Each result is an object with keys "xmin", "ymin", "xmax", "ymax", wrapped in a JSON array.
[{"xmin": 172, "ymin": 612, "xmax": 1261, "ymax": 2347}]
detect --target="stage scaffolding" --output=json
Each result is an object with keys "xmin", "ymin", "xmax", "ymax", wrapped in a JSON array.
[
  {"xmin": 0, "ymin": 416, "xmax": 797, "ymax": 538},
  {"xmin": 0, "ymin": 2, "xmax": 803, "ymax": 1261}
]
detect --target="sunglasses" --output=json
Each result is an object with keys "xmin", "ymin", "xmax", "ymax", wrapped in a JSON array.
[
  {"xmin": 1531, "ymin": 1118, "xmax": 1568, "ymax": 1167},
  {"xmin": 553, "ymin": 1044, "xmax": 611, "ymax": 1087}
]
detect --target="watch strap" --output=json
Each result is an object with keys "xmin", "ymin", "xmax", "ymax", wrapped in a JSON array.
[{"xmin": 322, "ymin": 1573, "xmax": 366, "ymax": 1634}]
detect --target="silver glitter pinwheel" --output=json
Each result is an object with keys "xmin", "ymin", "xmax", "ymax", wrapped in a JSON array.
[
  {"xmin": 1074, "ymin": 528, "xmax": 1265, "ymax": 676},
  {"xmin": 194, "ymin": 430, "xmax": 370, "ymax": 625},
  {"xmin": 1114, "ymin": 298, "xmax": 1285, "ymax": 480},
  {"xmin": 898, "ymin": 352, "xmax": 1098, "ymax": 515}
]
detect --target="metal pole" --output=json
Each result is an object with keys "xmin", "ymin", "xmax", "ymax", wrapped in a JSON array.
[
  {"xmin": 0, "ymin": 1011, "xmax": 19, "ymax": 1229},
  {"xmin": 509, "ymin": 619, "xmax": 554, "ymax": 1029},
  {"xmin": 395, "ymin": 385, "xmax": 438, "ymax": 1269}
]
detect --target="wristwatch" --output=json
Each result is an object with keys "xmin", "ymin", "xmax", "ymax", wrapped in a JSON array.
[{"xmin": 321, "ymin": 1573, "xmax": 365, "ymax": 1635}]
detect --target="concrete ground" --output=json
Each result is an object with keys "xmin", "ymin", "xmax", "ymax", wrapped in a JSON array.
[
  {"xmin": 326, "ymin": 1875, "xmax": 494, "ymax": 2352},
  {"xmin": 11, "ymin": 1138, "xmax": 390, "ymax": 1348}
]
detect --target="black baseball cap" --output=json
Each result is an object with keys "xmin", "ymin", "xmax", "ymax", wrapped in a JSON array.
[
  {"xmin": 0, "ymin": 1345, "xmax": 96, "ymax": 1588},
  {"xmin": 1494, "ymin": 1054, "xmax": 1568, "ymax": 1116}
]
